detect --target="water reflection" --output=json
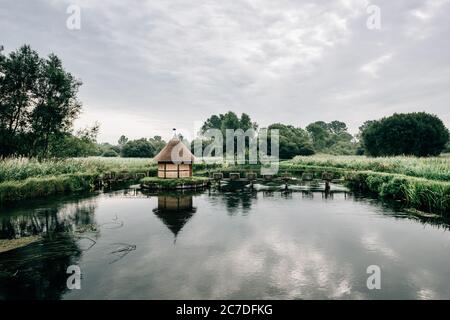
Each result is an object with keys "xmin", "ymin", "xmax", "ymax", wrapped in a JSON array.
[
  {"xmin": 0, "ymin": 199, "xmax": 98, "ymax": 299},
  {"xmin": 0, "ymin": 200, "xmax": 98, "ymax": 240},
  {"xmin": 152, "ymin": 194, "xmax": 197, "ymax": 239},
  {"xmin": 1, "ymin": 189, "xmax": 450, "ymax": 299}
]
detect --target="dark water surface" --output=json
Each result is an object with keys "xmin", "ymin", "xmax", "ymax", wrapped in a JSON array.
[{"xmin": 1, "ymin": 187, "xmax": 450, "ymax": 300}]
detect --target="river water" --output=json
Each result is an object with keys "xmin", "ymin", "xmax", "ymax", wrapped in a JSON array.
[{"xmin": 1, "ymin": 186, "xmax": 450, "ymax": 299}]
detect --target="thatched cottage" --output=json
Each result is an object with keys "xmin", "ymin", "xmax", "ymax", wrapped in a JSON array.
[{"xmin": 153, "ymin": 136, "xmax": 195, "ymax": 178}]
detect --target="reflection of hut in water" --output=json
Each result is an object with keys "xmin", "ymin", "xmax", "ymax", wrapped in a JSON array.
[{"xmin": 152, "ymin": 195, "xmax": 196, "ymax": 238}]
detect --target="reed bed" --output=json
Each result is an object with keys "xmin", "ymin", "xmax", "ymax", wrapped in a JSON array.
[
  {"xmin": 344, "ymin": 171, "xmax": 450, "ymax": 215},
  {"xmin": 0, "ymin": 157, "xmax": 156, "ymax": 183},
  {"xmin": 1, "ymin": 156, "xmax": 449, "ymax": 216},
  {"xmin": 288, "ymin": 155, "xmax": 450, "ymax": 182}
]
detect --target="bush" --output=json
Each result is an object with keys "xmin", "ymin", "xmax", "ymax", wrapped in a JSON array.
[
  {"xmin": 121, "ymin": 139, "xmax": 156, "ymax": 158},
  {"xmin": 268, "ymin": 123, "xmax": 315, "ymax": 159},
  {"xmin": 345, "ymin": 171, "xmax": 450, "ymax": 215},
  {"xmin": 361, "ymin": 112, "xmax": 449, "ymax": 157},
  {"xmin": 102, "ymin": 149, "xmax": 119, "ymax": 157},
  {"xmin": 0, "ymin": 173, "xmax": 98, "ymax": 203}
]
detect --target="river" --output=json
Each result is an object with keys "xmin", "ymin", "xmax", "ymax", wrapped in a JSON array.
[{"xmin": 1, "ymin": 185, "xmax": 450, "ymax": 299}]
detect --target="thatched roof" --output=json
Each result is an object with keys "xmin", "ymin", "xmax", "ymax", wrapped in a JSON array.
[{"xmin": 153, "ymin": 137, "xmax": 195, "ymax": 163}]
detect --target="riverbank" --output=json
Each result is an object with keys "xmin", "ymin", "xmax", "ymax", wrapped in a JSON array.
[
  {"xmin": 0, "ymin": 157, "xmax": 157, "ymax": 203},
  {"xmin": 281, "ymin": 155, "xmax": 450, "ymax": 216},
  {"xmin": 0, "ymin": 155, "xmax": 449, "ymax": 216}
]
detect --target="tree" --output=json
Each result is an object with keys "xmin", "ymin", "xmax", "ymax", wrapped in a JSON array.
[
  {"xmin": 121, "ymin": 138, "xmax": 156, "ymax": 158},
  {"xmin": 148, "ymin": 135, "xmax": 166, "ymax": 154},
  {"xmin": 200, "ymin": 111, "xmax": 259, "ymax": 157},
  {"xmin": 102, "ymin": 149, "xmax": 119, "ymax": 157},
  {"xmin": 0, "ymin": 45, "xmax": 40, "ymax": 156},
  {"xmin": 306, "ymin": 120, "xmax": 356, "ymax": 155},
  {"xmin": 201, "ymin": 114, "xmax": 222, "ymax": 132},
  {"xmin": 361, "ymin": 112, "xmax": 449, "ymax": 157},
  {"xmin": 47, "ymin": 124, "xmax": 100, "ymax": 157},
  {"xmin": 268, "ymin": 123, "xmax": 314, "ymax": 159},
  {"xmin": 444, "ymin": 142, "xmax": 450, "ymax": 153},
  {"xmin": 328, "ymin": 121, "xmax": 347, "ymax": 134},
  {"xmin": 201, "ymin": 111, "xmax": 258, "ymax": 136},
  {"xmin": 0, "ymin": 45, "xmax": 82, "ymax": 158},
  {"xmin": 118, "ymin": 135, "xmax": 128, "ymax": 146},
  {"xmin": 99, "ymin": 143, "xmax": 120, "ymax": 155},
  {"xmin": 30, "ymin": 54, "xmax": 82, "ymax": 157}
]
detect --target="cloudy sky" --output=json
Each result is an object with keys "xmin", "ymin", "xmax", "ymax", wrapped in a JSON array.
[{"xmin": 1, "ymin": 0, "xmax": 449, "ymax": 143}]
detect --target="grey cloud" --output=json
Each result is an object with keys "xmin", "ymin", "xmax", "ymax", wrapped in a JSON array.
[{"xmin": 1, "ymin": 0, "xmax": 449, "ymax": 142}]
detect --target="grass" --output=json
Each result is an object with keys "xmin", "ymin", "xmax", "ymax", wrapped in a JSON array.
[
  {"xmin": 1, "ymin": 155, "xmax": 449, "ymax": 216},
  {"xmin": 345, "ymin": 171, "xmax": 450, "ymax": 216},
  {"xmin": 0, "ymin": 173, "xmax": 99, "ymax": 203},
  {"xmin": 277, "ymin": 155, "xmax": 450, "ymax": 216},
  {"xmin": 0, "ymin": 157, "xmax": 157, "ymax": 203},
  {"xmin": 0, "ymin": 157, "xmax": 156, "ymax": 182},
  {"xmin": 0, "ymin": 235, "xmax": 41, "ymax": 254},
  {"xmin": 285, "ymin": 154, "xmax": 450, "ymax": 181}
]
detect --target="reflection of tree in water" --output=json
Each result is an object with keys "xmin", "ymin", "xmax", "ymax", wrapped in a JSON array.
[
  {"xmin": 152, "ymin": 194, "xmax": 197, "ymax": 239},
  {"xmin": 0, "ymin": 234, "xmax": 81, "ymax": 300},
  {"xmin": 0, "ymin": 200, "xmax": 97, "ymax": 240},
  {"xmin": 350, "ymin": 194, "xmax": 450, "ymax": 231},
  {"xmin": 0, "ymin": 199, "xmax": 98, "ymax": 299},
  {"xmin": 220, "ymin": 191, "xmax": 257, "ymax": 216}
]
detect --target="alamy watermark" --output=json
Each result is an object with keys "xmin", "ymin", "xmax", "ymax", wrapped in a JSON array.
[
  {"xmin": 170, "ymin": 126, "xmax": 280, "ymax": 175},
  {"xmin": 366, "ymin": 4, "xmax": 381, "ymax": 30},
  {"xmin": 66, "ymin": 265, "xmax": 81, "ymax": 290},
  {"xmin": 366, "ymin": 265, "xmax": 381, "ymax": 290},
  {"xmin": 66, "ymin": 4, "xmax": 81, "ymax": 30}
]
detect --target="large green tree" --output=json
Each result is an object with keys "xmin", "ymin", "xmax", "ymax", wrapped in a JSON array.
[
  {"xmin": 306, "ymin": 120, "xmax": 356, "ymax": 155},
  {"xmin": 201, "ymin": 111, "xmax": 258, "ymax": 136},
  {"xmin": 360, "ymin": 112, "xmax": 449, "ymax": 157},
  {"xmin": 199, "ymin": 111, "xmax": 258, "ymax": 157},
  {"xmin": 121, "ymin": 138, "xmax": 156, "ymax": 158},
  {"xmin": 0, "ymin": 45, "xmax": 82, "ymax": 157},
  {"xmin": 48, "ymin": 124, "xmax": 100, "ymax": 157},
  {"xmin": 267, "ymin": 123, "xmax": 315, "ymax": 159}
]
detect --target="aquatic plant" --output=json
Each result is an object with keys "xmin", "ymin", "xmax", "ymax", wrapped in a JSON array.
[{"xmin": 345, "ymin": 171, "xmax": 450, "ymax": 216}]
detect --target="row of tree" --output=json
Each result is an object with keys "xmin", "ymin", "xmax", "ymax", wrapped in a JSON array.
[
  {"xmin": 197, "ymin": 112, "xmax": 359, "ymax": 159},
  {"xmin": 1, "ymin": 45, "xmax": 448, "ymax": 159},
  {"xmin": 101, "ymin": 135, "xmax": 167, "ymax": 158}
]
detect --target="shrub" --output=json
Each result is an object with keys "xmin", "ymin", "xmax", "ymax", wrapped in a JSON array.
[
  {"xmin": 361, "ymin": 112, "xmax": 449, "ymax": 157},
  {"xmin": 121, "ymin": 139, "xmax": 156, "ymax": 158},
  {"xmin": 102, "ymin": 149, "xmax": 119, "ymax": 157},
  {"xmin": 0, "ymin": 173, "xmax": 98, "ymax": 203}
]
